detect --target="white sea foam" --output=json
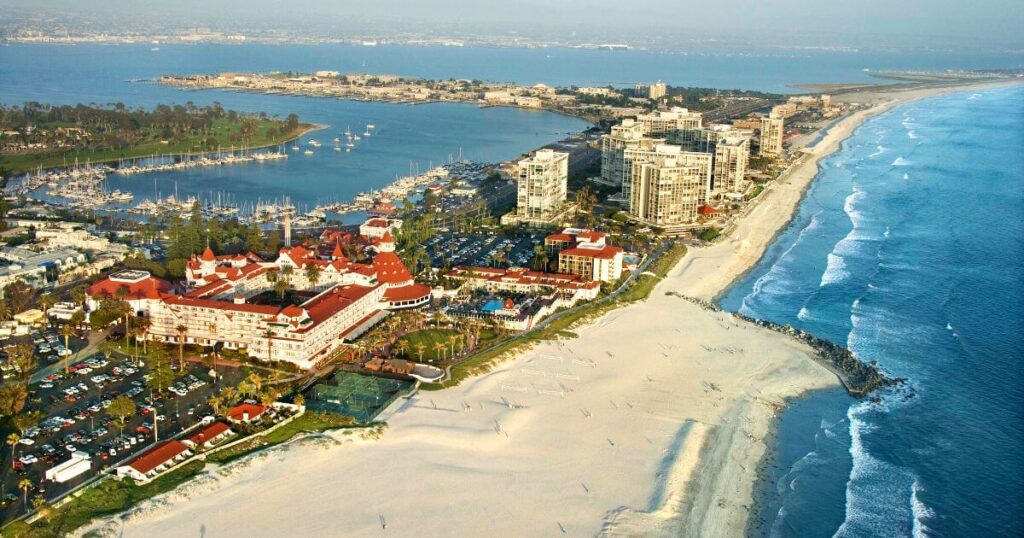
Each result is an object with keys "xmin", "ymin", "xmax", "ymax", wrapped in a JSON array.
[
  {"xmin": 833, "ymin": 400, "xmax": 915, "ymax": 538},
  {"xmin": 892, "ymin": 157, "xmax": 911, "ymax": 167},
  {"xmin": 740, "ymin": 211, "xmax": 822, "ymax": 310},
  {"xmin": 903, "ymin": 172, "xmax": 910, "ymax": 180},
  {"xmin": 797, "ymin": 306, "xmax": 813, "ymax": 321},
  {"xmin": 820, "ymin": 253, "xmax": 849, "ymax": 287},
  {"xmin": 868, "ymin": 145, "xmax": 887, "ymax": 158},
  {"xmin": 908, "ymin": 130, "xmax": 919, "ymax": 140},
  {"xmin": 946, "ymin": 322, "xmax": 959, "ymax": 339},
  {"xmin": 911, "ymin": 479, "xmax": 936, "ymax": 537}
]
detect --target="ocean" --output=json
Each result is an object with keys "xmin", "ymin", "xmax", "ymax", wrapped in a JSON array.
[{"xmin": 722, "ymin": 86, "xmax": 1024, "ymax": 536}]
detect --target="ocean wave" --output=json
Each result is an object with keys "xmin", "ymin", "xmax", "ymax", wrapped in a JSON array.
[
  {"xmin": 946, "ymin": 322, "xmax": 959, "ymax": 339},
  {"xmin": 740, "ymin": 211, "xmax": 822, "ymax": 309},
  {"xmin": 820, "ymin": 253, "xmax": 850, "ymax": 287},
  {"xmin": 908, "ymin": 130, "xmax": 919, "ymax": 140},
  {"xmin": 911, "ymin": 479, "xmax": 936, "ymax": 537},
  {"xmin": 868, "ymin": 145, "xmax": 888, "ymax": 158},
  {"xmin": 892, "ymin": 157, "xmax": 911, "ymax": 167},
  {"xmin": 797, "ymin": 306, "xmax": 814, "ymax": 321},
  {"xmin": 834, "ymin": 400, "xmax": 916, "ymax": 537},
  {"xmin": 903, "ymin": 172, "xmax": 910, "ymax": 180}
]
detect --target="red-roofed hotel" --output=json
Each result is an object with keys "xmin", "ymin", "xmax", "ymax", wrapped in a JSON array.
[{"xmin": 88, "ymin": 219, "xmax": 431, "ymax": 370}]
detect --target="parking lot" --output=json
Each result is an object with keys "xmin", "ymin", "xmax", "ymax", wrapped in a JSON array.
[
  {"xmin": 0, "ymin": 351, "xmax": 245, "ymax": 518},
  {"xmin": 0, "ymin": 326, "xmax": 88, "ymax": 381},
  {"xmin": 425, "ymin": 230, "xmax": 543, "ymax": 269}
]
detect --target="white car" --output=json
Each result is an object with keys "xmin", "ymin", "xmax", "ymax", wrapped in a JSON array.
[
  {"xmin": 18, "ymin": 454, "xmax": 37, "ymax": 465},
  {"xmin": 18, "ymin": 438, "xmax": 34, "ymax": 446}
]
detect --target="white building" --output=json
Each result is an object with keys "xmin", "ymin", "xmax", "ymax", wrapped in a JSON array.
[
  {"xmin": 628, "ymin": 153, "xmax": 708, "ymax": 230},
  {"xmin": 760, "ymin": 116, "xmax": 785, "ymax": 157},
  {"xmin": 501, "ymin": 149, "xmax": 570, "ymax": 227}
]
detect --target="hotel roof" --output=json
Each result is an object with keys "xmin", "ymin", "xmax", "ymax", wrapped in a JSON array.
[
  {"xmin": 186, "ymin": 421, "xmax": 232, "ymax": 446},
  {"xmin": 126, "ymin": 440, "xmax": 190, "ymax": 475}
]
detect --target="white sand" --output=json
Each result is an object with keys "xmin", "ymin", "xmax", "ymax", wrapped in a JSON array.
[{"xmin": 76, "ymin": 80, "xmax": 1020, "ymax": 538}]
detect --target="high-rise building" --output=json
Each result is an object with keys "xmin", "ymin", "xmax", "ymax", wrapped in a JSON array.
[
  {"xmin": 501, "ymin": 149, "xmax": 570, "ymax": 226},
  {"xmin": 637, "ymin": 107, "xmax": 703, "ymax": 141},
  {"xmin": 628, "ymin": 153, "xmax": 708, "ymax": 229},
  {"xmin": 599, "ymin": 119, "xmax": 655, "ymax": 187},
  {"xmin": 621, "ymin": 144, "xmax": 712, "ymax": 207},
  {"xmin": 760, "ymin": 116, "xmax": 784, "ymax": 157},
  {"xmin": 634, "ymin": 81, "xmax": 668, "ymax": 100},
  {"xmin": 691, "ymin": 125, "xmax": 752, "ymax": 194}
]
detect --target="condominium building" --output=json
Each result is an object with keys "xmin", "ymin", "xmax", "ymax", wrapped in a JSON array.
[
  {"xmin": 688, "ymin": 124, "xmax": 752, "ymax": 194},
  {"xmin": 501, "ymin": 149, "xmax": 570, "ymax": 227},
  {"xmin": 637, "ymin": 107, "xmax": 703, "ymax": 142},
  {"xmin": 621, "ymin": 144, "xmax": 712, "ymax": 207},
  {"xmin": 760, "ymin": 116, "xmax": 785, "ymax": 157},
  {"xmin": 599, "ymin": 119, "xmax": 655, "ymax": 187},
  {"xmin": 628, "ymin": 153, "xmax": 708, "ymax": 230},
  {"xmin": 635, "ymin": 81, "xmax": 667, "ymax": 100}
]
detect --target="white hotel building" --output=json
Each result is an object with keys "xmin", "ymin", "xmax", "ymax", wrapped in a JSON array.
[{"xmin": 88, "ymin": 223, "xmax": 431, "ymax": 370}]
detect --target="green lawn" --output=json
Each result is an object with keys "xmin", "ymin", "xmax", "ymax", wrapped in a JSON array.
[
  {"xmin": 392, "ymin": 328, "xmax": 464, "ymax": 364},
  {"xmin": 1, "ymin": 118, "xmax": 314, "ymax": 174}
]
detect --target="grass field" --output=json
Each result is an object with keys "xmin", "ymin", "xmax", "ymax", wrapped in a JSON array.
[
  {"xmin": 1, "ymin": 118, "xmax": 315, "ymax": 175},
  {"xmin": 392, "ymin": 328, "xmax": 464, "ymax": 364}
]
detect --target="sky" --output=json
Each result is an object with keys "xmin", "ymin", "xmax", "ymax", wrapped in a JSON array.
[{"xmin": 1, "ymin": 0, "xmax": 1021, "ymax": 50}]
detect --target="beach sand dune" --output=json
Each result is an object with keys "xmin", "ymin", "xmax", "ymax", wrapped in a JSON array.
[{"xmin": 80, "ymin": 275, "xmax": 836, "ymax": 537}]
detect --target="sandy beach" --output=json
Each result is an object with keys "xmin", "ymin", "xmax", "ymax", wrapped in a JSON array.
[{"xmin": 74, "ymin": 79, "xmax": 1018, "ymax": 538}]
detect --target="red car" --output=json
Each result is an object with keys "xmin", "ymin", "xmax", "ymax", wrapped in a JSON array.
[{"xmin": 135, "ymin": 426, "xmax": 151, "ymax": 434}]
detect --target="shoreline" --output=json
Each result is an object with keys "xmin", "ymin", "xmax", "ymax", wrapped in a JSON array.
[{"xmin": 64, "ymin": 80, "xmax": 1019, "ymax": 538}]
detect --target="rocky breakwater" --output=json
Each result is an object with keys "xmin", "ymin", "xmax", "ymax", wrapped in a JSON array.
[{"xmin": 672, "ymin": 293, "xmax": 905, "ymax": 398}]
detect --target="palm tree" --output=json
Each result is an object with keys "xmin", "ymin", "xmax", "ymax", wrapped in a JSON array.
[
  {"xmin": 305, "ymin": 264, "xmax": 322, "ymax": 289},
  {"xmin": 207, "ymin": 395, "xmax": 223, "ymax": 416},
  {"xmin": 432, "ymin": 341, "xmax": 446, "ymax": 362},
  {"xmin": 448, "ymin": 334, "xmax": 462, "ymax": 358},
  {"xmin": 6, "ymin": 433, "xmax": 20, "ymax": 467},
  {"xmin": 414, "ymin": 342, "xmax": 426, "ymax": 362},
  {"xmin": 263, "ymin": 329, "xmax": 274, "ymax": 361},
  {"xmin": 59, "ymin": 323, "xmax": 75, "ymax": 374},
  {"xmin": 17, "ymin": 478, "xmax": 31, "ymax": 509},
  {"xmin": 294, "ymin": 394, "xmax": 305, "ymax": 408},
  {"xmin": 396, "ymin": 340, "xmax": 409, "ymax": 358},
  {"xmin": 38, "ymin": 293, "xmax": 56, "ymax": 327},
  {"xmin": 175, "ymin": 324, "xmax": 188, "ymax": 370},
  {"xmin": 273, "ymin": 278, "xmax": 288, "ymax": 301}
]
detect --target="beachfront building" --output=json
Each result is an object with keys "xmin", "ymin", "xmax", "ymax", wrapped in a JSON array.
[
  {"xmin": 621, "ymin": 144, "xmax": 712, "ymax": 209},
  {"xmin": 760, "ymin": 116, "xmax": 785, "ymax": 157},
  {"xmin": 86, "ymin": 219, "xmax": 432, "ymax": 370},
  {"xmin": 544, "ymin": 228, "xmax": 624, "ymax": 283},
  {"xmin": 598, "ymin": 119, "xmax": 655, "ymax": 187},
  {"xmin": 501, "ymin": 149, "xmax": 571, "ymax": 227},
  {"xmin": 628, "ymin": 153, "xmax": 709, "ymax": 231},
  {"xmin": 445, "ymin": 266, "xmax": 602, "ymax": 330},
  {"xmin": 116, "ymin": 440, "xmax": 193, "ymax": 484},
  {"xmin": 638, "ymin": 107, "xmax": 703, "ymax": 144}
]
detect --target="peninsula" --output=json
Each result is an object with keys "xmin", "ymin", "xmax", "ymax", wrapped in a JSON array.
[{"xmin": 0, "ymin": 103, "xmax": 314, "ymax": 176}]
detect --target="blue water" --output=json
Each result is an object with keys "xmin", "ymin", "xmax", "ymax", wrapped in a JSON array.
[
  {"xmin": 0, "ymin": 44, "xmax": 590, "ymax": 215},
  {"xmin": 722, "ymin": 86, "xmax": 1024, "ymax": 536}
]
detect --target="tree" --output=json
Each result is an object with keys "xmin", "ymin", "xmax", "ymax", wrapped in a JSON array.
[
  {"xmin": 107, "ymin": 395, "xmax": 136, "ymax": 441},
  {"xmin": 0, "ymin": 383, "xmax": 28, "ymax": 417},
  {"xmin": 59, "ymin": 323, "xmax": 76, "ymax": 374},
  {"xmin": 432, "ymin": 341, "xmax": 446, "ymax": 362},
  {"xmin": 448, "ymin": 334, "xmax": 462, "ymax": 358},
  {"xmin": 12, "ymin": 411, "xmax": 43, "ymax": 435},
  {"xmin": 305, "ymin": 264, "xmax": 322, "ymax": 288},
  {"xmin": 31, "ymin": 494, "xmax": 50, "ymax": 522},
  {"xmin": 17, "ymin": 478, "xmax": 31, "ymax": 509},
  {"xmin": 69, "ymin": 285, "xmax": 88, "ymax": 306},
  {"xmin": 3, "ymin": 280, "xmax": 35, "ymax": 314},
  {"xmin": 414, "ymin": 342, "xmax": 426, "ymax": 362},
  {"xmin": 6, "ymin": 433, "xmax": 20, "ymax": 467},
  {"xmin": 293, "ymin": 394, "xmax": 305, "ymax": 408},
  {"xmin": 208, "ymin": 395, "xmax": 224, "ymax": 416},
  {"xmin": 273, "ymin": 278, "xmax": 288, "ymax": 301},
  {"xmin": 175, "ymin": 324, "xmax": 188, "ymax": 370},
  {"xmin": 396, "ymin": 340, "xmax": 409, "ymax": 358},
  {"xmin": 8, "ymin": 344, "xmax": 35, "ymax": 383}
]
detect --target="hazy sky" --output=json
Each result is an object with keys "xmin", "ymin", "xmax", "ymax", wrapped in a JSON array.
[{"xmin": 2, "ymin": 0, "xmax": 1021, "ymax": 49}]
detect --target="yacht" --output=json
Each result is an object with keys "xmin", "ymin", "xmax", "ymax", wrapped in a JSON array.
[{"xmin": 304, "ymin": 149, "xmax": 314, "ymax": 155}]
